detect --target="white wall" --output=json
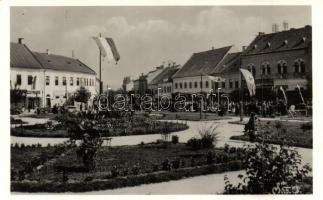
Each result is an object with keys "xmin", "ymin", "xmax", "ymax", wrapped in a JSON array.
[
  {"xmin": 10, "ymin": 67, "xmax": 97, "ymax": 108},
  {"xmin": 10, "ymin": 67, "xmax": 44, "ymax": 92},
  {"xmin": 173, "ymin": 76, "xmax": 214, "ymax": 94},
  {"xmin": 44, "ymin": 69, "xmax": 97, "ymax": 107}
]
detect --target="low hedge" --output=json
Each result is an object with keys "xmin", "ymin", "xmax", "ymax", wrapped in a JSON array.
[{"xmin": 11, "ymin": 160, "xmax": 242, "ymax": 193}]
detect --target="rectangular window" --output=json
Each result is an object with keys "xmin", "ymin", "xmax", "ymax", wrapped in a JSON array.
[
  {"xmin": 27, "ymin": 75, "xmax": 33, "ymax": 85},
  {"xmin": 235, "ymin": 81, "xmax": 239, "ymax": 88},
  {"xmin": 46, "ymin": 76, "xmax": 50, "ymax": 85},
  {"xmin": 62, "ymin": 77, "xmax": 66, "ymax": 86},
  {"xmin": 214, "ymin": 82, "xmax": 219, "ymax": 89},
  {"xmin": 70, "ymin": 77, "xmax": 73, "ymax": 86},
  {"xmin": 77, "ymin": 78, "xmax": 80, "ymax": 86},
  {"xmin": 16, "ymin": 74, "xmax": 21, "ymax": 85},
  {"xmin": 229, "ymin": 81, "xmax": 233, "ymax": 89},
  {"xmin": 283, "ymin": 66, "xmax": 287, "ymax": 74},
  {"xmin": 222, "ymin": 82, "xmax": 226, "ymax": 89},
  {"xmin": 189, "ymin": 82, "xmax": 192, "ymax": 88},
  {"xmin": 194, "ymin": 82, "xmax": 198, "ymax": 88},
  {"xmin": 175, "ymin": 83, "xmax": 178, "ymax": 89},
  {"xmin": 55, "ymin": 76, "xmax": 59, "ymax": 86}
]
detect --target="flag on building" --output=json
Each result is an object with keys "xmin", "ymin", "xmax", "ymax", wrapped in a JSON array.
[
  {"xmin": 240, "ymin": 68, "xmax": 256, "ymax": 96},
  {"xmin": 93, "ymin": 36, "xmax": 120, "ymax": 63},
  {"xmin": 296, "ymin": 84, "xmax": 305, "ymax": 104},
  {"xmin": 32, "ymin": 76, "xmax": 37, "ymax": 90},
  {"xmin": 280, "ymin": 86, "xmax": 288, "ymax": 105}
]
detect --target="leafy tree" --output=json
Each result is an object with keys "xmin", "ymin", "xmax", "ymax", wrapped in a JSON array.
[
  {"xmin": 224, "ymin": 142, "xmax": 311, "ymax": 194},
  {"xmin": 74, "ymin": 86, "xmax": 91, "ymax": 103}
]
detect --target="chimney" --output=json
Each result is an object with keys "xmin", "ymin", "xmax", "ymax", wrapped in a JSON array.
[
  {"xmin": 272, "ymin": 24, "xmax": 279, "ymax": 33},
  {"xmin": 46, "ymin": 49, "xmax": 50, "ymax": 55},
  {"xmin": 283, "ymin": 21, "xmax": 288, "ymax": 31},
  {"xmin": 72, "ymin": 50, "xmax": 75, "ymax": 58},
  {"xmin": 18, "ymin": 38, "xmax": 24, "ymax": 44},
  {"xmin": 258, "ymin": 32, "xmax": 265, "ymax": 36},
  {"xmin": 242, "ymin": 46, "xmax": 247, "ymax": 51},
  {"xmin": 212, "ymin": 46, "xmax": 214, "ymax": 50}
]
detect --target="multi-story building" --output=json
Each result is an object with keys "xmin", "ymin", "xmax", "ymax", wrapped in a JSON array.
[
  {"xmin": 10, "ymin": 41, "xmax": 97, "ymax": 110},
  {"xmin": 210, "ymin": 52, "xmax": 242, "ymax": 94},
  {"xmin": 133, "ymin": 73, "xmax": 148, "ymax": 95},
  {"xmin": 241, "ymin": 25, "xmax": 312, "ymax": 101},
  {"xmin": 149, "ymin": 65, "xmax": 180, "ymax": 98},
  {"xmin": 146, "ymin": 65, "xmax": 165, "ymax": 94},
  {"xmin": 172, "ymin": 46, "xmax": 232, "ymax": 94}
]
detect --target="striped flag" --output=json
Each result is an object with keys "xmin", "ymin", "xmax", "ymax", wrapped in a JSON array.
[
  {"xmin": 32, "ymin": 76, "xmax": 37, "ymax": 90},
  {"xmin": 93, "ymin": 36, "xmax": 120, "ymax": 63},
  {"xmin": 240, "ymin": 68, "xmax": 256, "ymax": 96},
  {"xmin": 280, "ymin": 86, "xmax": 288, "ymax": 105}
]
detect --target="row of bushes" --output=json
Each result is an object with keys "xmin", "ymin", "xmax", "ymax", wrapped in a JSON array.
[{"xmin": 11, "ymin": 160, "xmax": 243, "ymax": 192}]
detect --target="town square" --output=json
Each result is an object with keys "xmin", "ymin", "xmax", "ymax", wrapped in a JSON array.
[{"xmin": 8, "ymin": 5, "xmax": 314, "ymax": 195}]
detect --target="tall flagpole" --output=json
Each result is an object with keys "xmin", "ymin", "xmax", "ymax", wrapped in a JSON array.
[
  {"xmin": 99, "ymin": 33, "xmax": 102, "ymax": 94},
  {"xmin": 200, "ymin": 73, "xmax": 202, "ymax": 120}
]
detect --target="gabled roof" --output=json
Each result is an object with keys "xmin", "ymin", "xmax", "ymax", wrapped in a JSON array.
[
  {"xmin": 10, "ymin": 42, "xmax": 42, "ymax": 69},
  {"xmin": 172, "ymin": 46, "xmax": 232, "ymax": 78},
  {"xmin": 211, "ymin": 52, "xmax": 241, "ymax": 75},
  {"xmin": 149, "ymin": 66, "xmax": 180, "ymax": 85},
  {"xmin": 243, "ymin": 25, "xmax": 312, "ymax": 56},
  {"xmin": 33, "ymin": 52, "xmax": 96, "ymax": 75}
]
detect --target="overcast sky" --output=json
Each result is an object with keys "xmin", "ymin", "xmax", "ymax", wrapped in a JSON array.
[{"xmin": 11, "ymin": 6, "xmax": 311, "ymax": 89}]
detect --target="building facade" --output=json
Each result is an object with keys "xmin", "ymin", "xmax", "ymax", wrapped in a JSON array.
[
  {"xmin": 172, "ymin": 46, "xmax": 232, "ymax": 94},
  {"xmin": 10, "ymin": 41, "xmax": 97, "ymax": 110},
  {"xmin": 241, "ymin": 25, "xmax": 312, "ymax": 100}
]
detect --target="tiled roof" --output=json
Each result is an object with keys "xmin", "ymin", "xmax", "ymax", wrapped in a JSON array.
[
  {"xmin": 172, "ymin": 46, "xmax": 232, "ymax": 78},
  {"xmin": 149, "ymin": 66, "xmax": 180, "ymax": 85},
  {"xmin": 211, "ymin": 52, "xmax": 241, "ymax": 74},
  {"xmin": 10, "ymin": 42, "xmax": 42, "ymax": 69},
  {"xmin": 243, "ymin": 25, "xmax": 312, "ymax": 55},
  {"xmin": 33, "ymin": 52, "xmax": 96, "ymax": 75}
]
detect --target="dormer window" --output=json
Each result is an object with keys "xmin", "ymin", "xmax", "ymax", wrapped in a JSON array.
[
  {"xmin": 266, "ymin": 42, "xmax": 271, "ymax": 48},
  {"xmin": 283, "ymin": 40, "xmax": 288, "ymax": 45},
  {"xmin": 253, "ymin": 44, "xmax": 257, "ymax": 49}
]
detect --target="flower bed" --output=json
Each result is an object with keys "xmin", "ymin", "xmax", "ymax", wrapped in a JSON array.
[
  {"xmin": 11, "ymin": 161, "xmax": 242, "ymax": 193},
  {"xmin": 10, "ymin": 117, "xmax": 188, "ymax": 138},
  {"xmin": 230, "ymin": 120, "xmax": 312, "ymax": 148},
  {"xmin": 11, "ymin": 143, "xmax": 245, "ymax": 192}
]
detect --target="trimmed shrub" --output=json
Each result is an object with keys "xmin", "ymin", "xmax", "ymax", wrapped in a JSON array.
[{"xmin": 171, "ymin": 135, "xmax": 179, "ymax": 144}]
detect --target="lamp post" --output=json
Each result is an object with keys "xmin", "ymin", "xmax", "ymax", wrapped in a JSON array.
[{"xmin": 217, "ymin": 87, "xmax": 221, "ymax": 111}]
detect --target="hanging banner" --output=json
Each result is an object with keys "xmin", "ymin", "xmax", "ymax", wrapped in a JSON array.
[{"xmin": 240, "ymin": 68, "xmax": 256, "ymax": 96}]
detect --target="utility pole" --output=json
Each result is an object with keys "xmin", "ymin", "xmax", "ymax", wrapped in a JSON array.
[
  {"xmin": 200, "ymin": 73, "xmax": 202, "ymax": 120},
  {"xmin": 99, "ymin": 33, "xmax": 102, "ymax": 94}
]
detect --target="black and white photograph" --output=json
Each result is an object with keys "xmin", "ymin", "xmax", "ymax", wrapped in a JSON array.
[{"xmin": 2, "ymin": 1, "xmax": 322, "ymax": 197}]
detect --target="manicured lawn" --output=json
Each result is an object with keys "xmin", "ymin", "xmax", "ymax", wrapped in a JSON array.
[{"xmin": 230, "ymin": 119, "xmax": 312, "ymax": 148}]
